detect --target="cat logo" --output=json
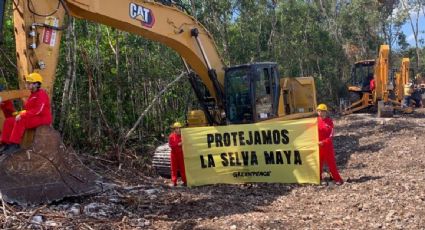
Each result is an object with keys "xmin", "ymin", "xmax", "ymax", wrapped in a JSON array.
[{"xmin": 129, "ymin": 3, "xmax": 155, "ymax": 28}]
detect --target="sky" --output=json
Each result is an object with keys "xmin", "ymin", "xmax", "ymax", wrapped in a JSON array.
[
  {"xmin": 399, "ymin": 10, "xmax": 424, "ymax": 48},
  {"xmin": 402, "ymin": 15, "xmax": 424, "ymax": 46}
]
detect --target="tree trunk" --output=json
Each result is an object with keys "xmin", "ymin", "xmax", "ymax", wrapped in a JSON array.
[
  {"xmin": 190, "ymin": 0, "xmax": 196, "ymax": 17},
  {"xmin": 95, "ymin": 25, "xmax": 102, "ymax": 138},
  {"xmin": 59, "ymin": 19, "xmax": 75, "ymax": 132},
  {"xmin": 402, "ymin": 0, "xmax": 421, "ymax": 70},
  {"xmin": 68, "ymin": 21, "xmax": 78, "ymax": 104}
]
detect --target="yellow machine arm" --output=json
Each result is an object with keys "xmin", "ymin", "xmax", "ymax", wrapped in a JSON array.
[
  {"xmin": 0, "ymin": 0, "xmax": 232, "ymax": 205},
  {"xmin": 395, "ymin": 58, "xmax": 410, "ymax": 102},
  {"xmin": 373, "ymin": 44, "xmax": 389, "ymax": 102},
  {"xmin": 12, "ymin": 0, "xmax": 226, "ymax": 105}
]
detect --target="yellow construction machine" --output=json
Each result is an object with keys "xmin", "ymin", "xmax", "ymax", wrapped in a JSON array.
[
  {"xmin": 154, "ymin": 75, "xmax": 317, "ymax": 177},
  {"xmin": 0, "ymin": 0, "xmax": 317, "ymax": 204},
  {"xmin": 394, "ymin": 58, "xmax": 410, "ymax": 103},
  {"xmin": 341, "ymin": 45, "xmax": 411, "ymax": 117}
]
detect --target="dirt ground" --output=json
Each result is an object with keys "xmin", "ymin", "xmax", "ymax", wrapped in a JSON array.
[{"xmin": 1, "ymin": 109, "xmax": 425, "ymax": 229}]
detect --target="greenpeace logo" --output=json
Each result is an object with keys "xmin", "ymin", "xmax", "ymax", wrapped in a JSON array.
[{"xmin": 129, "ymin": 3, "xmax": 155, "ymax": 28}]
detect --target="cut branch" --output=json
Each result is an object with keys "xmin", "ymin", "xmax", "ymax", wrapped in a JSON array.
[{"xmin": 122, "ymin": 72, "xmax": 187, "ymax": 142}]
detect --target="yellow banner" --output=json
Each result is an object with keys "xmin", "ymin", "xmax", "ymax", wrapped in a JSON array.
[{"xmin": 182, "ymin": 117, "xmax": 320, "ymax": 186}]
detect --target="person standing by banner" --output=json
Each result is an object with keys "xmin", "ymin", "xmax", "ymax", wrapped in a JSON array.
[
  {"xmin": 168, "ymin": 122, "xmax": 187, "ymax": 187},
  {"xmin": 317, "ymin": 104, "xmax": 343, "ymax": 185}
]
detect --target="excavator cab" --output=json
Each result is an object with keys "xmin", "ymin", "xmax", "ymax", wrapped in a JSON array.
[
  {"xmin": 225, "ymin": 62, "xmax": 280, "ymax": 124},
  {"xmin": 349, "ymin": 60, "xmax": 375, "ymax": 93},
  {"xmin": 341, "ymin": 59, "xmax": 377, "ymax": 114}
]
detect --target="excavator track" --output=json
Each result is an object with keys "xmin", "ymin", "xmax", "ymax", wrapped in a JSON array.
[
  {"xmin": 152, "ymin": 143, "xmax": 171, "ymax": 178},
  {"xmin": 0, "ymin": 126, "xmax": 101, "ymax": 205}
]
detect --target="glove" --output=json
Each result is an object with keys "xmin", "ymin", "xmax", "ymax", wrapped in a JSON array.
[{"xmin": 13, "ymin": 110, "xmax": 26, "ymax": 116}]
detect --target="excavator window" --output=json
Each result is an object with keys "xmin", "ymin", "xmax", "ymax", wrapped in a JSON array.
[
  {"xmin": 225, "ymin": 63, "xmax": 280, "ymax": 124},
  {"xmin": 225, "ymin": 67, "xmax": 253, "ymax": 124},
  {"xmin": 254, "ymin": 67, "xmax": 272, "ymax": 120},
  {"xmin": 351, "ymin": 61, "xmax": 375, "ymax": 91}
]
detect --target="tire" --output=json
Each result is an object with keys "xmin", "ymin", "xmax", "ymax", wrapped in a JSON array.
[{"xmin": 152, "ymin": 143, "xmax": 171, "ymax": 178}]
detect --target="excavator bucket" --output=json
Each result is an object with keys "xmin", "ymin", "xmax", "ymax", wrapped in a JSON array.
[{"xmin": 0, "ymin": 126, "xmax": 101, "ymax": 205}]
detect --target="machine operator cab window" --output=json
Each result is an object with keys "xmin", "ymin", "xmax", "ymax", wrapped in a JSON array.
[
  {"xmin": 255, "ymin": 67, "xmax": 273, "ymax": 119},
  {"xmin": 351, "ymin": 60, "xmax": 375, "ymax": 92},
  {"xmin": 224, "ymin": 62, "xmax": 280, "ymax": 124}
]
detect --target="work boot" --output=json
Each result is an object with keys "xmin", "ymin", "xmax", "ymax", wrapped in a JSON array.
[
  {"xmin": 335, "ymin": 180, "xmax": 344, "ymax": 186},
  {"xmin": 2, "ymin": 144, "xmax": 20, "ymax": 155}
]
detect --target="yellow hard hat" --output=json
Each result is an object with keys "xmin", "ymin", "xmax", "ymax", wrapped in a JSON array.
[
  {"xmin": 316, "ymin": 104, "xmax": 328, "ymax": 111},
  {"xmin": 26, "ymin": 72, "xmax": 43, "ymax": 84},
  {"xmin": 171, "ymin": 122, "xmax": 182, "ymax": 128}
]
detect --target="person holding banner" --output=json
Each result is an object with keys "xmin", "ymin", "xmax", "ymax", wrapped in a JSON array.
[
  {"xmin": 317, "ymin": 104, "xmax": 343, "ymax": 185},
  {"xmin": 169, "ymin": 122, "xmax": 187, "ymax": 187}
]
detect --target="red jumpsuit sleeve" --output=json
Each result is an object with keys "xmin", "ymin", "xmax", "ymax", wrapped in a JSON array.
[
  {"xmin": 168, "ymin": 134, "xmax": 180, "ymax": 149},
  {"xmin": 322, "ymin": 119, "xmax": 334, "ymax": 145},
  {"xmin": 21, "ymin": 91, "xmax": 49, "ymax": 118}
]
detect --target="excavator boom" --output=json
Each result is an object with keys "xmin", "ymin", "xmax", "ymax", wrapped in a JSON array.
[
  {"xmin": 10, "ymin": 0, "xmax": 226, "ymax": 105},
  {"xmin": 1, "ymin": 0, "xmax": 227, "ymax": 205}
]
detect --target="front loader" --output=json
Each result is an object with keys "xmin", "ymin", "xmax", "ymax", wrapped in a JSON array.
[{"xmin": 341, "ymin": 45, "xmax": 411, "ymax": 117}]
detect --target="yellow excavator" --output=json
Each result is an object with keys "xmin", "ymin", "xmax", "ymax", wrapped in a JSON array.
[
  {"xmin": 394, "ymin": 58, "xmax": 411, "ymax": 104},
  {"xmin": 341, "ymin": 45, "xmax": 411, "ymax": 116},
  {"xmin": 0, "ymin": 0, "xmax": 317, "ymax": 204}
]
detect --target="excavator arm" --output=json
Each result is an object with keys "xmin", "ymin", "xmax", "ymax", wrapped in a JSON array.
[
  {"xmin": 11, "ymin": 0, "xmax": 226, "ymax": 107},
  {"xmin": 395, "ymin": 58, "xmax": 410, "ymax": 102},
  {"xmin": 0, "ymin": 0, "xmax": 228, "ymax": 205},
  {"xmin": 373, "ymin": 44, "xmax": 389, "ymax": 102}
]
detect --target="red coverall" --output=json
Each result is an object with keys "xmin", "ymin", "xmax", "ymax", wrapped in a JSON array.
[
  {"xmin": 168, "ymin": 132, "xmax": 187, "ymax": 185},
  {"xmin": 1, "ymin": 89, "xmax": 52, "ymax": 144},
  {"xmin": 318, "ymin": 117, "xmax": 342, "ymax": 182},
  {"xmin": 370, "ymin": 79, "xmax": 375, "ymax": 91},
  {"xmin": 1, "ymin": 100, "xmax": 15, "ymax": 118}
]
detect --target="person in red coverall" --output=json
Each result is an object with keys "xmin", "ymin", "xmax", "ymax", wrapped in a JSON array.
[
  {"xmin": 0, "ymin": 72, "xmax": 52, "ymax": 155},
  {"xmin": 168, "ymin": 122, "xmax": 187, "ymax": 186},
  {"xmin": 370, "ymin": 78, "xmax": 375, "ymax": 91},
  {"xmin": 0, "ymin": 84, "xmax": 16, "ymax": 153},
  {"xmin": 317, "ymin": 104, "xmax": 343, "ymax": 185},
  {"xmin": 0, "ymin": 84, "xmax": 16, "ymax": 118}
]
